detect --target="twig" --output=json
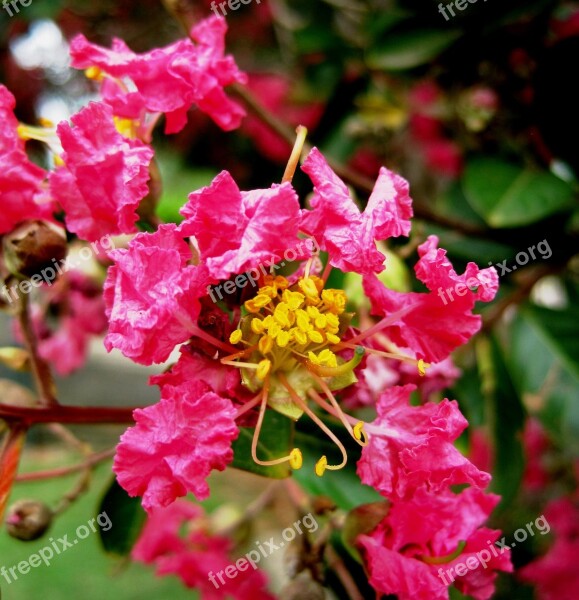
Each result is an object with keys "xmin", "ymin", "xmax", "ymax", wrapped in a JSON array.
[
  {"xmin": 325, "ymin": 545, "xmax": 364, "ymax": 600},
  {"xmin": 16, "ymin": 293, "xmax": 58, "ymax": 407},
  {"xmin": 15, "ymin": 447, "xmax": 116, "ymax": 482},
  {"xmin": 0, "ymin": 403, "xmax": 137, "ymax": 426}
]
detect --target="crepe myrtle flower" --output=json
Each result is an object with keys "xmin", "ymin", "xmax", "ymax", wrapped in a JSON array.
[
  {"xmin": 69, "ymin": 15, "xmax": 247, "ymax": 139},
  {"xmin": 110, "ymin": 134, "xmax": 498, "ymax": 511}
]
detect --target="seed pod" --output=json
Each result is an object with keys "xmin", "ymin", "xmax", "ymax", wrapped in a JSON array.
[
  {"xmin": 5, "ymin": 499, "xmax": 53, "ymax": 541},
  {"xmin": 2, "ymin": 220, "xmax": 67, "ymax": 280}
]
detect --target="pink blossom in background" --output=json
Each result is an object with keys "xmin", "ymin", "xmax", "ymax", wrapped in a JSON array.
[
  {"xmin": 69, "ymin": 16, "xmax": 246, "ymax": 134},
  {"xmin": 132, "ymin": 500, "xmax": 274, "ymax": 599},
  {"xmin": 0, "ymin": 85, "xmax": 54, "ymax": 234}
]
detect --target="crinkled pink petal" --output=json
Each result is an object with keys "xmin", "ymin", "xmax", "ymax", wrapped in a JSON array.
[
  {"xmin": 357, "ymin": 384, "xmax": 490, "ymax": 498},
  {"xmin": 0, "ymin": 85, "xmax": 53, "ymax": 234},
  {"xmin": 363, "ymin": 235, "xmax": 498, "ymax": 362},
  {"xmin": 113, "ymin": 380, "xmax": 238, "ymax": 512},
  {"xmin": 50, "ymin": 102, "xmax": 153, "ymax": 241},
  {"xmin": 360, "ymin": 487, "xmax": 511, "ymax": 600},
  {"xmin": 69, "ymin": 16, "xmax": 246, "ymax": 133},
  {"xmin": 104, "ymin": 224, "xmax": 211, "ymax": 365},
  {"xmin": 300, "ymin": 147, "xmax": 413, "ymax": 274},
  {"xmin": 150, "ymin": 345, "xmax": 248, "ymax": 402},
  {"xmin": 180, "ymin": 171, "xmax": 303, "ymax": 280}
]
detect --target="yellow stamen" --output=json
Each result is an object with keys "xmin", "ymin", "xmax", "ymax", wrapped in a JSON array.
[
  {"xmin": 353, "ymin": 421, "xmax": 368, "ymax": 446},
  {"xmin": 315, "ymin": 455, "xmax": 328, "ymax": 477},
  {"xmin": 229, "ymin": 330, "xmax": 243, "ymax": 345},
  {"xmin": 256, "ymin": 359, "xmax": 271, "ymax": 380},
  {"xmin": 85, "ymin": 66, "xmax": 104, "ymax": 81},
  {"xmin": 289, "ymin": 448, "xmax": 303, "ymax": 470}
]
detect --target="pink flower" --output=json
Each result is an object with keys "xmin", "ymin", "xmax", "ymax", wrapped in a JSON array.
[
  {"xmin": 104, "ymin": 224, "xmax": 211, "ymax": 365},
  {"xmin": 300, "ymin": 147, "xmax": 413, "ymax": 275},
  {"xmin": 113, "ymin": 379, "xmax": 238, "ymax": 512},
  {"xmin": 359, "ymin": 487, "xmax": 512, "ymax": 600},
  {"xmin": 50, "ymin": 102, "xmax": 153, "ymax": 241},
  {"xmin": 519, "ymin": 497, "xmax": 579, "ymax": 600},
  {"xmin": 132, "ymin": 500, "xmax": 274, "ymax": 599},
  {"xmin": 69, "ymin": 16, "xmax": 246, "ymax": 134},
  {"xmin": 0, "ymin": 85, "xmax": 53, "ymax": 234},
  {"xmin": 150, "ymin": 345, "xmax": 249, "ymax": 405},
  {"xmin": 522, "ymin": 417, "xmax": 552, "ymax": 491},
  {"xmin": 12, "ymin": 270, "xmax": 107, "ymax": 375},
  {"xmin": 357, "ymin": 384, "xmax": 490, "ymax": 498},
  {"xmin": 423, "ymin": 139, "xmax": 463, "ymax": 178},
  {"xmin": 179, "ymin": 170, "xmax": 304, "ymax": 280},
  {"xmin": 363, "ymin": 235, "xmax": 498, "ymax": 363}
]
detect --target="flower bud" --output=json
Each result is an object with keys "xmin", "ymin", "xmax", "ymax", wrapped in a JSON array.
[
  {"xmin": 2, "ymin": 220, "xmax": 67, "ymax": 280},
  {"xmin": 5, "ymin": 499, "xmax": 53, "ymax": 541}
]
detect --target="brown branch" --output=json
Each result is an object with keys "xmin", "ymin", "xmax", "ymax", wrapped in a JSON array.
[
  {"xmin": 0, "ymin": 403, "xmax": 137, "ymax": 426},
  {"xmin": 17, "ymin": 293, "xmax": 58, "ymax": 407},
  {"xmin": 15, "ymin": 448, "xmax": 116, "ymax": 482}
]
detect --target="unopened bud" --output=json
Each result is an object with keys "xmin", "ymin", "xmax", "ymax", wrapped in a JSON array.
[
  {"xmin": 5, "ymin": 499, "xmax": 53, "ymax": 541},
  {"xmin": 2, "ymin": 220, "xmax": 67, "ymax": 279}
]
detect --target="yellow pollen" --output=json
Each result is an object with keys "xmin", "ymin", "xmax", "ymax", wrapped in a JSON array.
[
  {"xmin": 315, "ymin": 455, "xmax": 328, "ymax": 477},
  {"xmin": 258, "ymin": 335, "xmax": 274, "ymax": 355},
  {"xmin": 298, "ymin": 277, "xmax": 320, "ymax": 301},
  {"xmin": 251, "ymin": 318, "xmax": 265, "ymax": 335},
  {"xmin": 276, "ymin": 330, "xmax": 291, "ymax": 348},
  {"xmin": 417, "ymin": 359, "xmax": 430, "ymax": 377},
  {"xmin": 229, "ymin": 330, "xmax": 243, "ymax": 345},
  {"xmin": 289, "ymin": 448, "xmax": 303, "ymax": 470},
  {"xmin": 85, "ymin": 66, "xmax": 104, "ymax": 81},
  {"xmin": 38, "ymin": 117, "xmax": 54, "ymax": 128},
  {"xmin": 307, "ymin": 330, "xmax": 324, "ymax": 344},
  {"xmin": 353, "ymin": 421, "xmax": 368, "ymax": 445},
  {"xmin": 256, "ymin": 359, "xmax": 271, "ymax": 380}
]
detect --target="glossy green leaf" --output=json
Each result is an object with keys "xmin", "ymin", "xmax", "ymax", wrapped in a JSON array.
[
  {"xmin": 98, "ymin": 478, "xmax": 146, "ymax": 556},
  {"xmin": 463, "ymin": 158, "xmax": 575, "ymax": 227},
  {"xmin": 366, "ymin": 29, "xmax": 461, "ymax": 70},
  {"xmin": 521, "ymin": 304, "xmax": 579, "ymax": 381},
  {"xmin": 484, "ymin": 336, "xmax": 526, "ymax": 508},
  {"xmin": 231, "ymin": 409, "xmax": 293, "ymax": 479}
]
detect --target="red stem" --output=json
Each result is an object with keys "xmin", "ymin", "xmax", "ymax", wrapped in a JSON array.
[{"xmin": 0, "ymin": 403, "xmax": 137, "ymax": 426}]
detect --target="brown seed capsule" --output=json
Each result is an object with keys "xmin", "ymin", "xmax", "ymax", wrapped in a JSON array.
[
  {"xmin": 5, "ymin": 499, "xmax": 53, "ymax": 541},
  {"xmin": 2, "ymin": 220, "xmax": 67, "ymax": 280}
]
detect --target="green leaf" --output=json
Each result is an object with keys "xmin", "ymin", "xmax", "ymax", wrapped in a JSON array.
[
  {"xmin": 521, "ymin": 304, "xmax": 579, "ymax": 381},
  {"xmin": 483, "ymin": 336, "xmax": 526, "ymax": 508},
  {"xmin": 366, "ymin": 29, "xmax": 461, "ymax": 70},
  {"xmin": 231, "ymin": 409, "xmax": 293, "ymax": 479},
  {"xmin": 463, "ymin": 158, "xmax": 575, "ymax": 227},
  {"xmin": 98, "ymin": 478, "xmax": 146, "ymax": 556},
  {"xmin": 292, "ymin": 418, "xmax": 382, "ymax": 511}
]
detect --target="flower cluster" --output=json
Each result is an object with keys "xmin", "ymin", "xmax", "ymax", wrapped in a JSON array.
[
  {"xmin": 0, "ymin": 13, "xmax": 513, "ymax": 599},
  {"xmin": 103, "ymin": 138, "xmax": 508, "ymax": 596}
]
